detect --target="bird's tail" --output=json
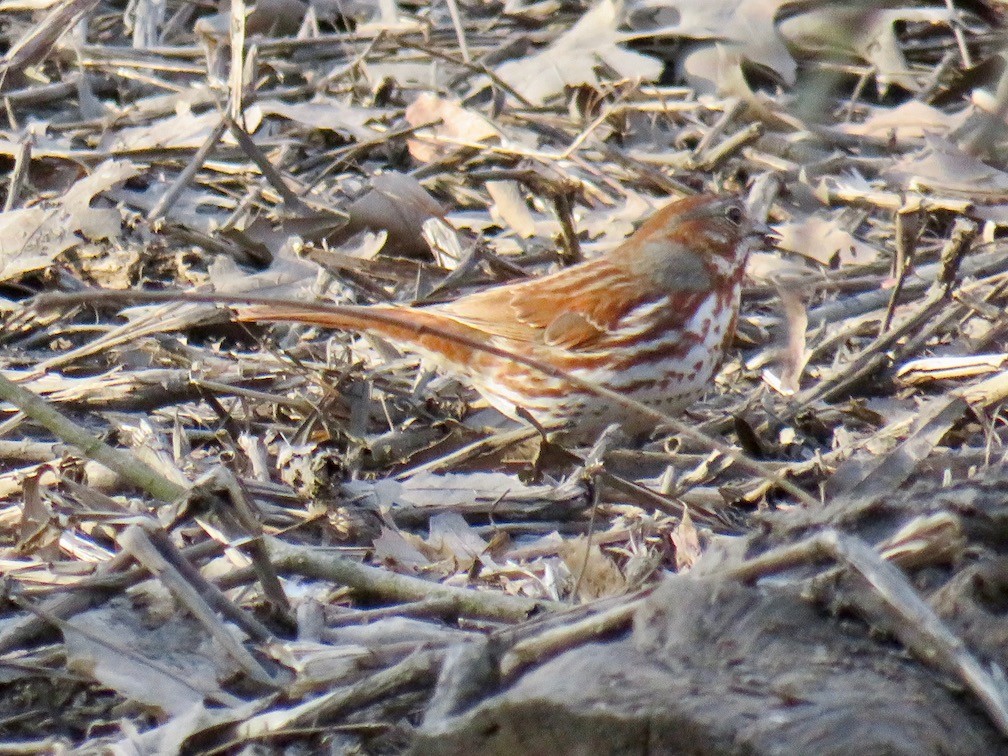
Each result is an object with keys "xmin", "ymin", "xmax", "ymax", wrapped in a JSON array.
[{"xmin": 236, "ymin": 304, "xmax": 486, "ymax": 368}]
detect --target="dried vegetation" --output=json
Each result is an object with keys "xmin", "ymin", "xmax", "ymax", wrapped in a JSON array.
[{"xmin": 2, "ymin": 0, "xmax": 1008, "ymax": 751}]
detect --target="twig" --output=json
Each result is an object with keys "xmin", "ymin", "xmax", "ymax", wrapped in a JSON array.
[
  {"xmin": 499, "ymin": 595, "xmax": 644, "ymax": 679},
  {"xmin": 791, "ymin": 287, "xmax": 948, "ymax": 410},
  {"xmin": 265, "ymin": 536, "xmax": 559, "ymax": 622},
  {"xmin": 224, "ymin": 113, "xmax": 307, "ymax": 211},
  {"xmin": 0, "ymin": 372, "xmax": 187, "ymax": 503},
  {"xmin": 0, "ymin": 538, "xmax": 226, "ymax": 654},
  {"xmin": 443, "ymin": 0, "xmax": 471, "ymax": 63},
  {"xmin": 225, "ymin": 650, "xmax": 442, "ymax": 748},
  {"xmin": 3, "ymin": 136, "xmax": 31, "ymax": 212},
  {"xmin": 881, "ymin": 203, "xmax": 923, "ymax": 332},
  {"xmin": 140, "ymin": 525, "xmax": 278, "ymax": 642},
  {"xmin": 119, "ymin": 524, "xmax": 280, "ymax": 687},
  {"xmin": 695, "ymin": 123, "xmax": 762, "ymax": 172},
  {"xmin": 0, "ymin": 0, "xmax": 101, "ymax": 83},
  {"xmin": 149, "ymin": 114, "xmax": 228, "ymax": 221}
]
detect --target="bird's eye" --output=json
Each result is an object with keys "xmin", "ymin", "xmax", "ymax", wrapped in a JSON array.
[{"xmin": 724, "ymin": 203, "xmax": 744, "ymax": 225}]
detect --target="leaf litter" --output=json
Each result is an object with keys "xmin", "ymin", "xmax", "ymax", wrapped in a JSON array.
[{"xmin": 2, "ymin": 0, "xmax": 1008, "ymax": 751}]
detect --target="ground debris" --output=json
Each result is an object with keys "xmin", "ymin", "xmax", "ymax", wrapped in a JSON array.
[{"xmin": 2, "ymin": 0, "xmax": 1008, "ymax": 751}]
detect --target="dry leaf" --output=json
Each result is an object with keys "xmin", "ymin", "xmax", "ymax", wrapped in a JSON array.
[
  {"xmin": 372, "ymin": 526, "xmax": 431, "ymax": 569},
  {"xmin": 103, "ymin": 107, "xmax": 237, "ymax": 151},
  {"xmin": 494, "ymin": 0, "xmax": 662, "ymax": 105},
  {"xmin": 628, "ymin": 0, "xmax": 794, "ymax": 95},
  {"xmin": 559, "ymin": 536, "xmax": 625, "ymax": 600},
  {"xmin": 63, "ymin": 601, "xmax": 239, "ymax": 716},
  {"xmin": 576, "ymin": 193, "xmax": 651, "ymax": 247},
  {"xmin": 762, "ymin": 284, "xmax": 809, "ymax": 396},
  {"xmin": 405, "ymin": 93, "xmax": 500, "ymax": 162},
  {"xmin": 828, "ymin": 397, "xmax": 968, "ymax": 501},
  {"xmin": 342, "ymin": 471, "xmax": 583, "ymax": 516},
  {"xmin": 0, "ymin": 160, "xmax": 139, "ymax": 281},
  {"xmin": 773, "ymin": 214, "xmax": 879, "ymax": 267},
  {"xmin": 252, "ymin": 96, "xmax": 387, "ymax": 141},
  {"xmin": 15, "ymin": 472, "xmax": 60, "ymax": 559},
  {"xmin": 487, "ymin": 180, "xmax": 537, "ymax": 238},
  {"xmin": 343, "ymin": 172, "xmax": 445, "ymax": 258},
  {"xmin": 670, "ymin": 509, "xmax": 701, "ymax": 571},
  {"xmin": 843, "ymin": 101, "xmax": 970, "ymax": 144},
  {"xmin": 882, "ymin": 136, "xmax": 1008, "ymax": 196},
  {"xmin": 502, "ymin": 0, "xmax": 562, "ymax": 21},
  {"xmin": 426, "ymin": 512, "xmax": 488, "ymax": 568}
]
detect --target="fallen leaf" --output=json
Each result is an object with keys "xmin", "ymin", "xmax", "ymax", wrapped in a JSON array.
[
  {"xmin": 405, "ymin": 93, "xmax": 500, "ymax": 162},
  {"xmin": 773, "ymin": 213, "xmax": 880, "ymax": 267},
  {"xmin": 372, "ymin": 526, "xmax": 431, "ymax": 569},
  {"xmin": 559, "ymin": 536, "xmax": 625, "ymax": 600},
  {"xmin": 670, "ymin": 509, "xmax": 701, "ymax": 571},
  {"xmin": 63, "ymin": 600, "xmax": 239, "ymax": 716},
  {"xmin": 426, "ymin": 512, "xmax": 488, "ymax": 568},
  {"xmin": 0, "ymin": 160, "xmax": 139, "ymax": 281},
  {"xmin": 487, "ymin": 180, "xmax": 537, "ymax": 238},
  {"xmin": 762, "ymin": 283, "xmax": 809, "ymax": 396},
  {"xmin": 343, "ymin": 172, "xmax": 445, "ymax": 258},
  {"xmin": 882, "ymin": 136, "xmax": 1008, "ymax": 196},
  {"xmin": 102, "ymin": 107, "xmax": 239, "ymax": 151},
  {"xmin": 252, "ymin": 96, "xmax": 388, "ymax": 141},
  {"xmin": 627, "ymin": 0, "xmax": 794, "ymax": 95},
  {"xmin": 842, "ymin": 101, "xmax": 970, "ymax": 144},
  {"xmin": 494, "ymin": 0, "xmax": 662, "ymax": 105}
]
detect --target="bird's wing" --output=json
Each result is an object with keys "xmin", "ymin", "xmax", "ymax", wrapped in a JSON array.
[
  {"xmin": 432, "ymin": 207, "xmax": 721, "ymax": 350},
  {"xmin": 436, "ymin": 260, "xmax": 651, "ymax": 350}
]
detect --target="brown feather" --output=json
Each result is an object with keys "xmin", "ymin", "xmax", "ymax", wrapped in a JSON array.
[{"xmin": 237, "ymin": 192, "xmax": 757, "ymax": 434}]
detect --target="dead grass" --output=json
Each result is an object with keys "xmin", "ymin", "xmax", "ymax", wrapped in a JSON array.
[{"xmin": 1, "ymin": 0, "xmax": 1008, "ymax": 750}]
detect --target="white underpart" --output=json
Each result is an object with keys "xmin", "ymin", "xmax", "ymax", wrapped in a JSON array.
[
  {"xmin": 478, "ymin": 289, "xmax": 738, "ymax": 430},
  {"xmin": 583, "ymin": 292, "xmax": 723, "ymax": 393},
  {"xmin": 607, "ymin": 296, "xmax": 672, "ymax": 339},
  {"xmin": 708, "ymin": 240, "xmax": 751, "ymax": 278}
]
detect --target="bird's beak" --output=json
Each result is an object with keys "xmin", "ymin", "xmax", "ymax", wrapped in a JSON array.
[{"xmin": 748, "ymin": 219, "xmax": 778, "ymax": 246}]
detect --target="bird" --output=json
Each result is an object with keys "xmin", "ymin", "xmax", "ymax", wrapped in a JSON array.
[{"xmin": 239, "ymin": 193, "xmax": 760, "ymax": 439}]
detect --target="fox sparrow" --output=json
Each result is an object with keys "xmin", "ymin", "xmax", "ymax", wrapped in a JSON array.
[{"xmin": 242, "ymin": 193, "xmax": 759, "ymax": 438}]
